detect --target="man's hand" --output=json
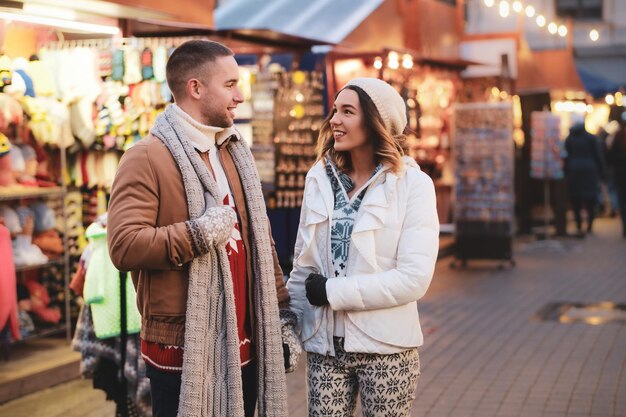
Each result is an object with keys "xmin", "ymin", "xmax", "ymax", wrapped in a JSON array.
[
  {"xmin": 186, "ymin": 206, "xmax": 236, "ymax": 255},
  {"xmin": 305, "ymin": 273, "xmax": 329, "ymax": 306}
]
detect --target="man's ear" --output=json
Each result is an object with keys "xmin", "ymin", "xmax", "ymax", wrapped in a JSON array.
[{"xmin": 186, "ymin": 78, "xmax": 202, "ymax": 100}]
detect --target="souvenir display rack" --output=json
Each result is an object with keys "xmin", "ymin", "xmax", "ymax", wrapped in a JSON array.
[
  {"xmin": 250, "ymin": 71, "xmax": 279, "ymax": 198},
  {"xmin": 530, "ymin": 111, "xmax": 564, "ymax": 239},
  {"xmin": 272, "ymin": 70, "xmax": 325, "ymax": 209},
  {"xmin": 530, "ymin": 111, "xmax": 564, "ymax": 180},
  {"xmin": 452, "ymin": 102, "xmax": 515, "ymax": 268}
]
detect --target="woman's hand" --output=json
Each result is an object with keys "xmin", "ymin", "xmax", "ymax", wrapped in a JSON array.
[{"xmin": 305, "ymin": 273, "xmax": 329, "ymax": 306}]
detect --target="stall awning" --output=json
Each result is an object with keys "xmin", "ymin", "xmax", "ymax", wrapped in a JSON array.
[
  {"xmin": 574, "ymin": 46, "xmax": 626, "ymax": 98},
  {"xmin": 516, "ymin": 41, "xmax": 584, "ymax": 93},
  {"xmin": 214, "ymin": 0, "xmax": 384, "ymax": 45}
]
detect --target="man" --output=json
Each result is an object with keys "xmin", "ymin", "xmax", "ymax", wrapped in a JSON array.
[
  {"xmin": 107, "ymin": 40, "xmax": 290, "ymax": 417},
  {"xmin": 606, "ymin": 112, "xmax": 626, "ymax": 238}
]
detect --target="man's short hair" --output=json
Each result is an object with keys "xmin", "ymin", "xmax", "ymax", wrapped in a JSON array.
[{"xmin": 165, "ymin": 39, "xmax": 234, "ymax": 100}]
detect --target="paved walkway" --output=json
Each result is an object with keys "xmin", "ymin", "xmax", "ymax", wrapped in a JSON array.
[{"xmin": 2, "ymin": 217, "xmax": 625, "ymax": 417}]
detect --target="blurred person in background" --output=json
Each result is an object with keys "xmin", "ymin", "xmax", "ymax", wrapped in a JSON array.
[
  {"xmin": 564, "ymin": 113, "xmax": 603, "ymax": 237},
  {"xmin": 287, "ymin": 78, "xmax": 439, "ymax": 416},
  {"xmin": 606, "ymin": 111, "xmax": 626, "ymax": 238},
  {"xmin": 597, "ymin": 120, "xmax": 620, "ymax": 217}
]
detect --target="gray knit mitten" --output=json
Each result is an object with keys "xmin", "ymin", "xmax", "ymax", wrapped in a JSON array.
[
  {"xmin": 186, "ymin": 206, "xmax": 236, "ymax": 255},
  {"xmin": 280, "ymin": 309, "xmax": 303, "ymax": 373}
]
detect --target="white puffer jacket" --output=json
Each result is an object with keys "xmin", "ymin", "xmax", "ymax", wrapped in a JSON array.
[{"xmin": 287, "ymin": 157, "xmax": 439, "ymax": 356}]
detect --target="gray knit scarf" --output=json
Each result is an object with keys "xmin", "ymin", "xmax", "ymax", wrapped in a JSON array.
[{"xmin": 151, "ymin": 105, "xmax": 288, "ymax": 417}]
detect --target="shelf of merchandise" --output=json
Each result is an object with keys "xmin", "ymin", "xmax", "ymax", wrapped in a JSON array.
[
  {"xmin": 0, "ymin": 186, "xmax": 63, "ymax": 202},
  {"xmin": 3, "ymin": 148, "xmax": 71, "ymax": 344},
  {"xmin": 12, "ymin": 324, "xmax": 68, "ymax": 344},
  {"xmin": 14, "ymin": 258, "xmax": 65, "ymax": 273}
]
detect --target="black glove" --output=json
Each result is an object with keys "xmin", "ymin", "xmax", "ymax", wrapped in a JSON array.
[
  {"xmin": 282, "ymin": 343, "xmax": 291, "ymax": 370},
  {"xmin": 305, "ymin": 273, "xmax": 329, "ymax": 306}
]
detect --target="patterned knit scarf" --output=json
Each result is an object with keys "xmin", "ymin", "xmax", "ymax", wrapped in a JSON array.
[{"xmin": 151, "ymin": 105, "xmax": 288, "ymax": 417}]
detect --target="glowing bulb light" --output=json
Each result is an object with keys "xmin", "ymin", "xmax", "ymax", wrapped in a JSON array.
[
  {"xmin": 548, "ymin": 22, "xmax": 558, "ymax": 34},
  {"xmin": 512, "ymin": 1, "xmax": 523, "ymax": 13},
  {"xmin": 558, "ymin": 24, "xmax": 567, "ymax": 37},
  {"xmin": 373, "ymin": 57, "xmax": 383, "ymax": 70},
  {"xmin": 536, "ymin": 15, "xmax": 546, "ymax": 27},
  {"xmin": 499, "ymin": 1, "xmax": 510, "ymax": 17},
  {"xmin": 525, "ymin": 5, "xmax": 535, "ymax": 17},
  {"xmin": 484, "ymin": 0, "xmax": 495, "ymax": 7},
  {"xmin": 606, "ymin": 94, "xmax": 615, "ymax": 105},
  {"xmin": 589, "ymin": 29, "xmax": 599, "ymax": 41},
  {"xmin": 402, "ymin": 54, "xmax": 413, "ymax": 69}
]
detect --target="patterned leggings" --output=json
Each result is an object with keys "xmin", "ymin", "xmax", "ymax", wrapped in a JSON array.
[{"xmin": 307, "ymin": 338, "xmax": 420, "ymax": 417}]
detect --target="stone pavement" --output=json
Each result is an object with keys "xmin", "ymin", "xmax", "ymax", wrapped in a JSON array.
[{"xmin": 1, "ymin": 217, "xmax": 625, "ymax": 417}]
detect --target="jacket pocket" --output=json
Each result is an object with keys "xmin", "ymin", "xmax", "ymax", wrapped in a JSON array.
[
  {"xmin": 148, "ymin": 269, "xmax": 188, "ymax": 316},
  {"xmin": 347, "ymin": 302, "xmax": 421, "ymax": 348},
  {"xmin": 301, "ymin": 302, "xmax": 324, "ymax": 342}
]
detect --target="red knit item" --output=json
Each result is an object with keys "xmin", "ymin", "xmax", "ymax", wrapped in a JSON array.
[{"xmin": 141, "ymin": 195, "xmax": 253, "ymax": 372}]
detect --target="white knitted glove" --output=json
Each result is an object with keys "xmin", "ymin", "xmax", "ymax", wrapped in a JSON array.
[
  {"xmin": 186, "ymin": 206, "xmax": 236, "ymax": 255},
  {"xmin": 280, "ymin": 309, "xmax": 303, "ymax": 373}
]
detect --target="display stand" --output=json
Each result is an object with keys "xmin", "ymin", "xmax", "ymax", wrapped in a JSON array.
[
  {"xmin": 451, "ymin": 102, "xmax": 515, "ymax": 269},
  {"xmin": 0, "ymin": 146, "xmax": 72, "ymax": 355},
  {"xmin": 118, "ymin": 270, "xmax": 129, "ymax": 417},
  {"xmin": 525, "ymin": 111, "xmax": 567, "ymax": 252}
]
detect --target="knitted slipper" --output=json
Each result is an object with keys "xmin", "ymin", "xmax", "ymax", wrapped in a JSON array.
[
  {"xmin": 111, "ymin": 49, "xmax": 124, "ymax": 81},
  {"xmin": 98, "ymin": 49, "xmax": 113, "ymax": 78},
  {"xmin": 153, "ymin": 46, "xmax": 167, "ymax": 83},
  {"xmin": 124, "ymin": 48, "xmax": 142, "ymax": 85},
  {"xmin": 141, "ymin": 47, "xmax": 154, "ymax": 80}
]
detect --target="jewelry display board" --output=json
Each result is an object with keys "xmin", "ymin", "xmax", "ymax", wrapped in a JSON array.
[{"xmin": 272, "ymin": 70, "xmax": 325, "ymax": 209}]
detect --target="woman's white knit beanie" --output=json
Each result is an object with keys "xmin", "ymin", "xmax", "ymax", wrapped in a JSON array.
[{"xmin": 344, "ymin": 78, "xmax": 407, "ymax": 135}]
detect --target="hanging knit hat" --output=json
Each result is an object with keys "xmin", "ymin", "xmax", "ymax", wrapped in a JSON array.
[{"xmin": 344, "ymin": 78, "xmax": 407, "ymax": 136}]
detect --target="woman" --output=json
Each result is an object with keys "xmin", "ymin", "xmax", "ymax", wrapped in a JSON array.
[{"xmin": 287, "ymin": 78, "xmax": 439, "ymax": 416}]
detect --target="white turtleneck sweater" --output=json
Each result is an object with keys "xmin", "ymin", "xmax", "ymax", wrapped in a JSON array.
[{"xmin": 170, "ymin": 103, "xmax": 241, "ymax": 254}]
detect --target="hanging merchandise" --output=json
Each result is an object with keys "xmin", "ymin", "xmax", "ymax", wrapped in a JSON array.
[
  {"xmin": 72, "ymin": 304, "xmax": 151, "ymax": 416},
  {"xmin": 530, "ymin": 111, "xmax": 565, "ymax": 180},
  {"xmin": 82, "ymin": 217, "xmax": 141, "ymax": 339},
  {"xmin": 0, "ymin": 223, "xmax": 20, "ymax": 342},
  {"xmin": 452, "ymin": 102, "xmax": 515, "ymax": 267}
]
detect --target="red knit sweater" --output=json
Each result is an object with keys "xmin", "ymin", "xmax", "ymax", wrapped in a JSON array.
[{"xmin": 141, "ymin": 198, "xmax": 252, "ymax": 372}]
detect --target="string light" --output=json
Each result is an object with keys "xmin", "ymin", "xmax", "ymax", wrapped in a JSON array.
[
  {"xmin": 548, "ymin": 22, "xmax": 558, "ymax": 34},
  {"xmin": 387, "ymin": 51, "xmax": 399, "ymax": 69},
  {"xmin": 402, "ymin": 54, "xmax": 414, "ymax": 69},
  {"xmin": 486, "ymin": 1, "xmax": 568, "ymax": 38},
  {"xmin": 589, "ymin": 29, "xmax": 599, "ymax": 41},
  {"xmin": 606, "ymin": 94, "xmax": 615, "ymax": 105},
  {"xmin": 373, "ymin": 57, "xmax": 383, "ymax": 70},
  {"xmin": 499, "ymin": 1, "xmax": 510, "ymax": 17},
  {"xmin": 615, "ymin": 91, "xmax": 624, "ymax": 107},
  {"xmin": 536, "ymin": 14, "xmax": 546, "ymax": 27}
]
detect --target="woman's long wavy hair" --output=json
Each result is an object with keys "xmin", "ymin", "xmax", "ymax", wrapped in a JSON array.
[{"xmin": 316, "ymin": 85, "xmax": 406, "ymax": 174}]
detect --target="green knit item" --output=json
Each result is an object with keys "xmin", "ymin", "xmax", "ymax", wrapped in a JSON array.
[{"xmin": 83, "ymin": 222, "xmax": 141, "ymax": 338}]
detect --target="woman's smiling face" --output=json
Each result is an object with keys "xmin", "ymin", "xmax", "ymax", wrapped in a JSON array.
[{"xmin": 330, "ymin": 89, "xmax": 369, "ymax": 153}]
